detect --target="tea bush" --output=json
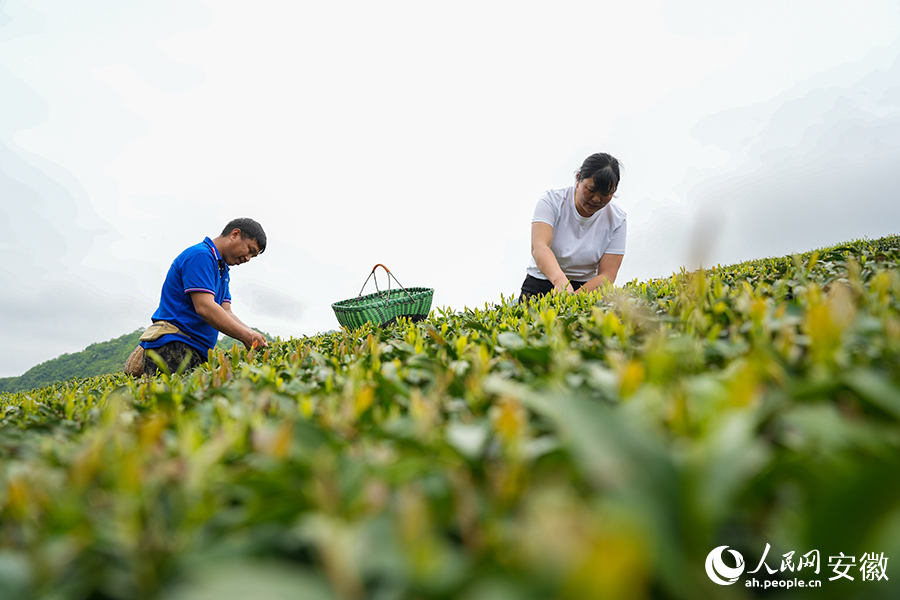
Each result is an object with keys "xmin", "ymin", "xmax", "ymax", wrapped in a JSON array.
[{"xmin": 1, "ymin": 235, "xmax": 899, "ymax": 600}]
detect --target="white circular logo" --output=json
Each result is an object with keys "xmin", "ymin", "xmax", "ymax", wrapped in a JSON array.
[{"xmin": 705, "ymin": 545, "xmax": 745, "ymax": 585}]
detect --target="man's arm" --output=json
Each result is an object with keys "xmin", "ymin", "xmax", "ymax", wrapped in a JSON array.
[
  {"xmin": 579, "ymin": 253, "xmax": 624, "ymax": 294},
  {"xmin": 191, "ymin": 292, "xmax": 269, "ymax": 348},
  {"xmin": 222, "ymin": 301, "xmax": 268, "ymax": 347},
  {"xmin": 531, "ymin": 222, "xmax": 574, "ymax": 293},
  {"xmin": 222, "ymin": 301, "xmax": 250, "ymax": 329}
]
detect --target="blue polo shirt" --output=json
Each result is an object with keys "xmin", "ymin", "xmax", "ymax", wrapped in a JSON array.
[{"xmin": 141, "ymin": 237, "xmax": 231, "ymax": 356}]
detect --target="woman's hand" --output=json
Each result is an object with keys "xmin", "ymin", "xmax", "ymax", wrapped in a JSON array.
[
  {"xmin": 554, "ymin": 280, "xmax": 575, "ymax": 294},
  {"xmin": 578, "ymin": 253, "xmax": 625, "ymax": 294}
]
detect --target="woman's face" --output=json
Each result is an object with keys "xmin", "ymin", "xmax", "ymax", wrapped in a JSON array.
[{"xmin": 575, "ymin": 176, "xmax": 615, "ymax": 217}]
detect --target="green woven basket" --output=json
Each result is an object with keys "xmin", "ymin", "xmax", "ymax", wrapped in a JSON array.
[{"xmin": 332, "ymin": 264, "xmax": 434, "ymax": 329}]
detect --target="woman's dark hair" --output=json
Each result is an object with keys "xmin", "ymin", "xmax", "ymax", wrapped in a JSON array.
[
  {"xmin": 222, "ymin": 217, "xmax": 267, "ymax": 254},
  {"xmin": 576, "ymin": 153, "xmax": 621, "ymax": 196}
]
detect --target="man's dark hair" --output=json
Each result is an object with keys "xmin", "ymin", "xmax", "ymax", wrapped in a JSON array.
[
  {"xmin": 576, "ymin": 153, "xmax": 621, "ymax": 196},
  {"xmin": 222, "ymin": 217, "xmax": 267, "ymax": 254}
]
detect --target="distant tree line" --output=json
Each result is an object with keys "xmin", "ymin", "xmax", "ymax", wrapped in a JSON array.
[{"xmin": 0, "ymin": 329, "xmax": 273, "ymax": 394}]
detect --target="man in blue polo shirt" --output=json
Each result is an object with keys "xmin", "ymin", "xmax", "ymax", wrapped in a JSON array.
[{"xmin": 141, "ymin": 217, "xmax": 270, "ymax": 375}]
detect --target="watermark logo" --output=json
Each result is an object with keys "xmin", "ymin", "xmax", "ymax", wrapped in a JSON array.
[
  {"xmin": 704, "ymin": 543, "xmax": 888, "ymax": 589},
  {"xmin": 706, "ymin": 545, "xmax": 746, "ymax": 585}
]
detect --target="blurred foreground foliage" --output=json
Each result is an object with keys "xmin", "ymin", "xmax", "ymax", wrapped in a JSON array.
[{"xmin": 2, "ymin": 235, "xmax": 900, "ymax": 600}]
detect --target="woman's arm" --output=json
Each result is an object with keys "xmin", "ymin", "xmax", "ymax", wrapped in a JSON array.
[
  {"xmin": 579, "ymin": 253, "xmax": 624, "ymax": 293},
  {"xmin": 531, "ymin": 222, "xmax": 574, "ymax": 293}
]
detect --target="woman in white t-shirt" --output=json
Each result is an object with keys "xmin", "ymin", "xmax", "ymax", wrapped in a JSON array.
[{"xmin": 519, "ymin": 152, "xmax": 626, "ymax": 302}]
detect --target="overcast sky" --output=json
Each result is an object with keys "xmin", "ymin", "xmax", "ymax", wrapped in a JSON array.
[{"xmin": 2, "ymin": 0, "xmax": 899, "ymax": 378}]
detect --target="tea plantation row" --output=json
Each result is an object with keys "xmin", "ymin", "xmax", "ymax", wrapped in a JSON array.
[{"xmin": 1, "ymin": 235, "xmax": 899, "ymax": 600}]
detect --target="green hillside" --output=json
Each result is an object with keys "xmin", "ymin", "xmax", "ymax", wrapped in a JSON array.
[
  {"xmin": 1, "ymin": 235, "xmax": 899, "ymax": 600},
  {"xmin": 0, "ymin": 330, "xmax": 273, "ymax": 394},
  {"xmin": 0, "ymin": 330, "xmax": 144, "ymax": 394}
]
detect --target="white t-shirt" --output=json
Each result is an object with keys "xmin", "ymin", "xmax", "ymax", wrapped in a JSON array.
[{"xmin": 526, "ymin": 185, "xmax": 627, "ymax": 281}]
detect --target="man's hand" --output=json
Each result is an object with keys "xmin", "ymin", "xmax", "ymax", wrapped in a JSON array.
[
  {"xmin": 248, "ymin": 330, "xmax": 268, "ymax": 349},
  {"xmin": 222, "ymin": 302, "xmax": 268, "ymax": 349},
  {"xmin": 191, "ymin": 293, "xmax": 268, "ymax": 349}
]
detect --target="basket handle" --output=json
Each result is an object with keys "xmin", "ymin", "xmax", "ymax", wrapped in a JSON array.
[{"xmin": 357, "ymin": 264, "xmax": 414, "ymax": 300}]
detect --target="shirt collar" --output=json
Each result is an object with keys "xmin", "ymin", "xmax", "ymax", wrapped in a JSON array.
[{"xmin": 203, "ymin": 237, "xmax": 228, "ymax": 272}]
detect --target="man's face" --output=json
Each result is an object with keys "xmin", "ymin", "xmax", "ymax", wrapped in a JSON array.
[{"xmin": 224, "ymin": 229, "xmax": 261, "ymax": 266}]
